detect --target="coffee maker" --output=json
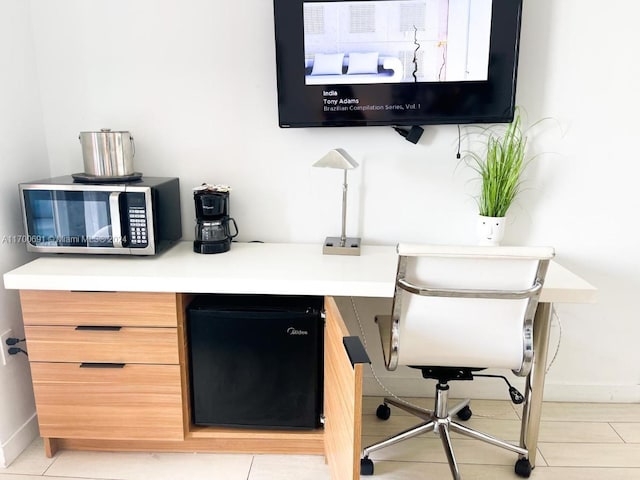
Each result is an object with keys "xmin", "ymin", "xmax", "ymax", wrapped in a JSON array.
[{"xmin": 193, "ymin": 185, "xmax": 238, "ymax": 254}]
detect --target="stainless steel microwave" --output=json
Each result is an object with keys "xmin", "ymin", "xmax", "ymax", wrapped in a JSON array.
[{"xmin": 19, "ymin": 176, "xmax": 182, "ymax": 255}]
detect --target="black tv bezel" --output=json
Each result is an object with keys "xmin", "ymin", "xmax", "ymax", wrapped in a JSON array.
[{"xmin": 273, "ymin": 0, "xmax": 523, "ymax": 128}]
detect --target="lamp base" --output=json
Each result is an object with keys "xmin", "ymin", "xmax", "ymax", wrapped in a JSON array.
[{"xmin": 322, "ymin": 236, "xmax": 361, "ymax": 256}]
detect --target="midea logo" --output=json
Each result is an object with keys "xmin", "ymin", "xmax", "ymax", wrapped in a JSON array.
[{"xmin": 287, "ymin": 327, "xmax": 309, "ymax": 336}]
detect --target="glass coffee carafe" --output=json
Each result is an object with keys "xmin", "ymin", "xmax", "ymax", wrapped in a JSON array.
[{"xmin": 193, "ymin": 186, "xmax": 238, "ymax": 254}]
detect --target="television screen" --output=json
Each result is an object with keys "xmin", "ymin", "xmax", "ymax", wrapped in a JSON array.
[{"xmin": 273, "ymin": 0, "xmax": 523, "ymax": 127}]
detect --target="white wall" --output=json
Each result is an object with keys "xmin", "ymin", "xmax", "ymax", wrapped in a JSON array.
[
  {"xmin": 0, "ymin": 0, "xmax": 50, "ymax": 467},
  {"xmin": 1, "ymin": 2, "xmax": 636, "ymax": 464},
  {"xmin": 26, "ymin": 0, "xmax": 640, "ymax": 403}
]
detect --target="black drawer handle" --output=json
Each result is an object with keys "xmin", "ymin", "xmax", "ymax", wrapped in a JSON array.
[
  {"xmin": 79, "ymin": 363, "xmax": 125, "ymax": 368},
  {"xmin": 75, "ymin": 326, "xmax": 122, "ymax": 331}
]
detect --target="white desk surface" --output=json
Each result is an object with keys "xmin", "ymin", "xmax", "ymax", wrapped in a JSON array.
[{"xmin": 3, "ymin": 241, "xmax": 597, "ymax": 304}]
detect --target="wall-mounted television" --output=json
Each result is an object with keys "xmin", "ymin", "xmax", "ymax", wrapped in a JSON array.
[{"xmin": 273, "ymin": 0, "xmax": 523, "ymax": 128}]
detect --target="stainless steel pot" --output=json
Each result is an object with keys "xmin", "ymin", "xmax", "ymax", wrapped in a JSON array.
[{"xmin": 79, "ymin": 129, "xmax": 135, "ymax": 176}]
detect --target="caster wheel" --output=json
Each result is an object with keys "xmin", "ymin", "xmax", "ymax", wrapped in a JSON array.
[
  {"xmin": 514, "ymin": 458, "xmax": 532, "ymax": 478},
  {"xmin": 456, "ymin": 405, "xmax": 472, "ymax": 421},
  {"xmin": 360, "ymin": 457, "xmax": 374, "ymax": 475},
  {"xmin": 376, "ymin": 404, "xmax": 391, "ymax": 420}
]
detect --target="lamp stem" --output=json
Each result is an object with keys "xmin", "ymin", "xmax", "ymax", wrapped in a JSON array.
[{"xmin": 340, "ymin": 169, "xmax": 348, "ymax": 246}]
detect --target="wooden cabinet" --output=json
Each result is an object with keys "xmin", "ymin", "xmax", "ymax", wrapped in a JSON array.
[
  {"xmin": 19, "ymin": 291, "xmax": 365, "ymax": 480},
  {"xmin": 323, "ymin": 296, "xmax": 367, "ymax": 480},
  {"xmin": 20, "ymin": 290, "xmax": 185, "ymax": 446}
]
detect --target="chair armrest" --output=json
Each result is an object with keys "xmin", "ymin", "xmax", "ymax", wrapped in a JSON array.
[{"xmin": 397, "ymin": 279, "xmax": 543, "ymax": 300}]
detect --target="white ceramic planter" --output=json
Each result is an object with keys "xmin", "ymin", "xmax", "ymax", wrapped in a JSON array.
[{"xmin": 477, "ymin": 215, "xmax": 505, "ymax": 246}]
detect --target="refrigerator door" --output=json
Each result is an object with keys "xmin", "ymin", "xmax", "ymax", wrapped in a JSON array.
[{"xmin": 187, "ymin": 295, "xmax": 324, "ymax": 429}]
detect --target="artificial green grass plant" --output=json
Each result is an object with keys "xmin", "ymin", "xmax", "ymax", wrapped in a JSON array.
[{"xmin": 467, "ymin": 112, "xmax": 527, "ymax": 218}]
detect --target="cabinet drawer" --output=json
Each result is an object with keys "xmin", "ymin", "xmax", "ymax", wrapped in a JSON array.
[
  {"xmin": 20, "ymin": 290, "xmax": 177, "ymax": 327},
  {"xmin": 24, "ymin": 326, "xmax": 179, "ymax": 364},
  {"xmin": 31, "ymin": 362, "xmax": 184, "ymax": 441}
]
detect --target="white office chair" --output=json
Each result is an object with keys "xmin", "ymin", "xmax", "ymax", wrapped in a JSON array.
[{"xmin": 361, "ymin": 243, "xmax": 554, "ymax": 479}]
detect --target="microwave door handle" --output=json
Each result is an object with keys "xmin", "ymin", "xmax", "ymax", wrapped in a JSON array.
[{"xmin": 109, "ymin": 192, "xmax": 123, "ymax": 248}]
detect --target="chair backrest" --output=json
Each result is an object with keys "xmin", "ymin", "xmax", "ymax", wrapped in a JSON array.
[{"xmin": 381, "ymin": 244, "xmax": 554, "ymax": 377}]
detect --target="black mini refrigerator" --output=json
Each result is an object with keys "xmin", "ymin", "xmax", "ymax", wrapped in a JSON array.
[{"xmin": 187, "ymin": 294, "xmax": 324, "ymax": 429}]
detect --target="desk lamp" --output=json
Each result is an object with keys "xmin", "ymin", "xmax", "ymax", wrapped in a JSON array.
[{"xmin": 312, "ymin": 148, "xmax": 361, "ymax": 256}]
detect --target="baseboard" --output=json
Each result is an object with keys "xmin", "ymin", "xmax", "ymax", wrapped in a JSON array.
[
  {"xmin": 540, "ymin": 383, "xmax": 640, "ymax": 403},
  {"xmin": 363, "ymin": 375, "xmax": 640, "ymax": 403},
  {"xmin": 0, "ymin": 413, "xmax": 39, "ymax": 467}
]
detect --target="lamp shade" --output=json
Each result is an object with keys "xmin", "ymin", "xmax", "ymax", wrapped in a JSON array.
[{"xmin": 312, "ymin": 148, "xmax": 359, "ymax": 170}]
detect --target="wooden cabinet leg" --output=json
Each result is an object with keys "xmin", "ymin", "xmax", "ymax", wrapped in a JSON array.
[{"xmin": 43, "ymin": 437, "xmax": 58, "ymax": 458}]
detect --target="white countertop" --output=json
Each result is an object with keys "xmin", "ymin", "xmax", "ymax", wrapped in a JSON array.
[{"xmin": 3, "ymin": 241, "xmax": 597, "ymax": 303}]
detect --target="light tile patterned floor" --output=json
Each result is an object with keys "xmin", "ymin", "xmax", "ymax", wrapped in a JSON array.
[{"xmin": 1, "ymin": 398, "xmax": 639, "ymax": 480}]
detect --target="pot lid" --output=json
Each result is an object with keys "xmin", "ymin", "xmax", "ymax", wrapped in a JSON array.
[{"xmin": 79, "ymin": 128, "xmax": 132, "ymax": 134}]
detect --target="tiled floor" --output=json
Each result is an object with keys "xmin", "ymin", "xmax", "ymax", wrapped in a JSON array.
[{"xmin": 2, "ymin": 397, "xmax": 639, "ymax": 480}]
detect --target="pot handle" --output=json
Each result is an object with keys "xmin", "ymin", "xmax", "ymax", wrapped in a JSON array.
[{"xmin": 130, "ymin": 135, "xmax": 135, "ymax": 158}]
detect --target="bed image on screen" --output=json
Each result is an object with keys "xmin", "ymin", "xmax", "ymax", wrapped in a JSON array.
[{"xmin": 303, "ymin": 0, "xmax": 492, "ymax": 85}]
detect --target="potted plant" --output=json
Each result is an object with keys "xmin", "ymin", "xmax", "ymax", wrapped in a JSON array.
[{"xmin": 465, "ymin": 110, "xmax": 529, "ymax": 245}]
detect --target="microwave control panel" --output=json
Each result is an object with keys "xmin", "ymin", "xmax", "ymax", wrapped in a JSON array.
[
  {"xmin": 128, "ymin": 206, "xmax": 148, "ymax": 247},
  {"xmin": 125, "ymin": 192, "xmax": 148, "ymax": 248}
]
